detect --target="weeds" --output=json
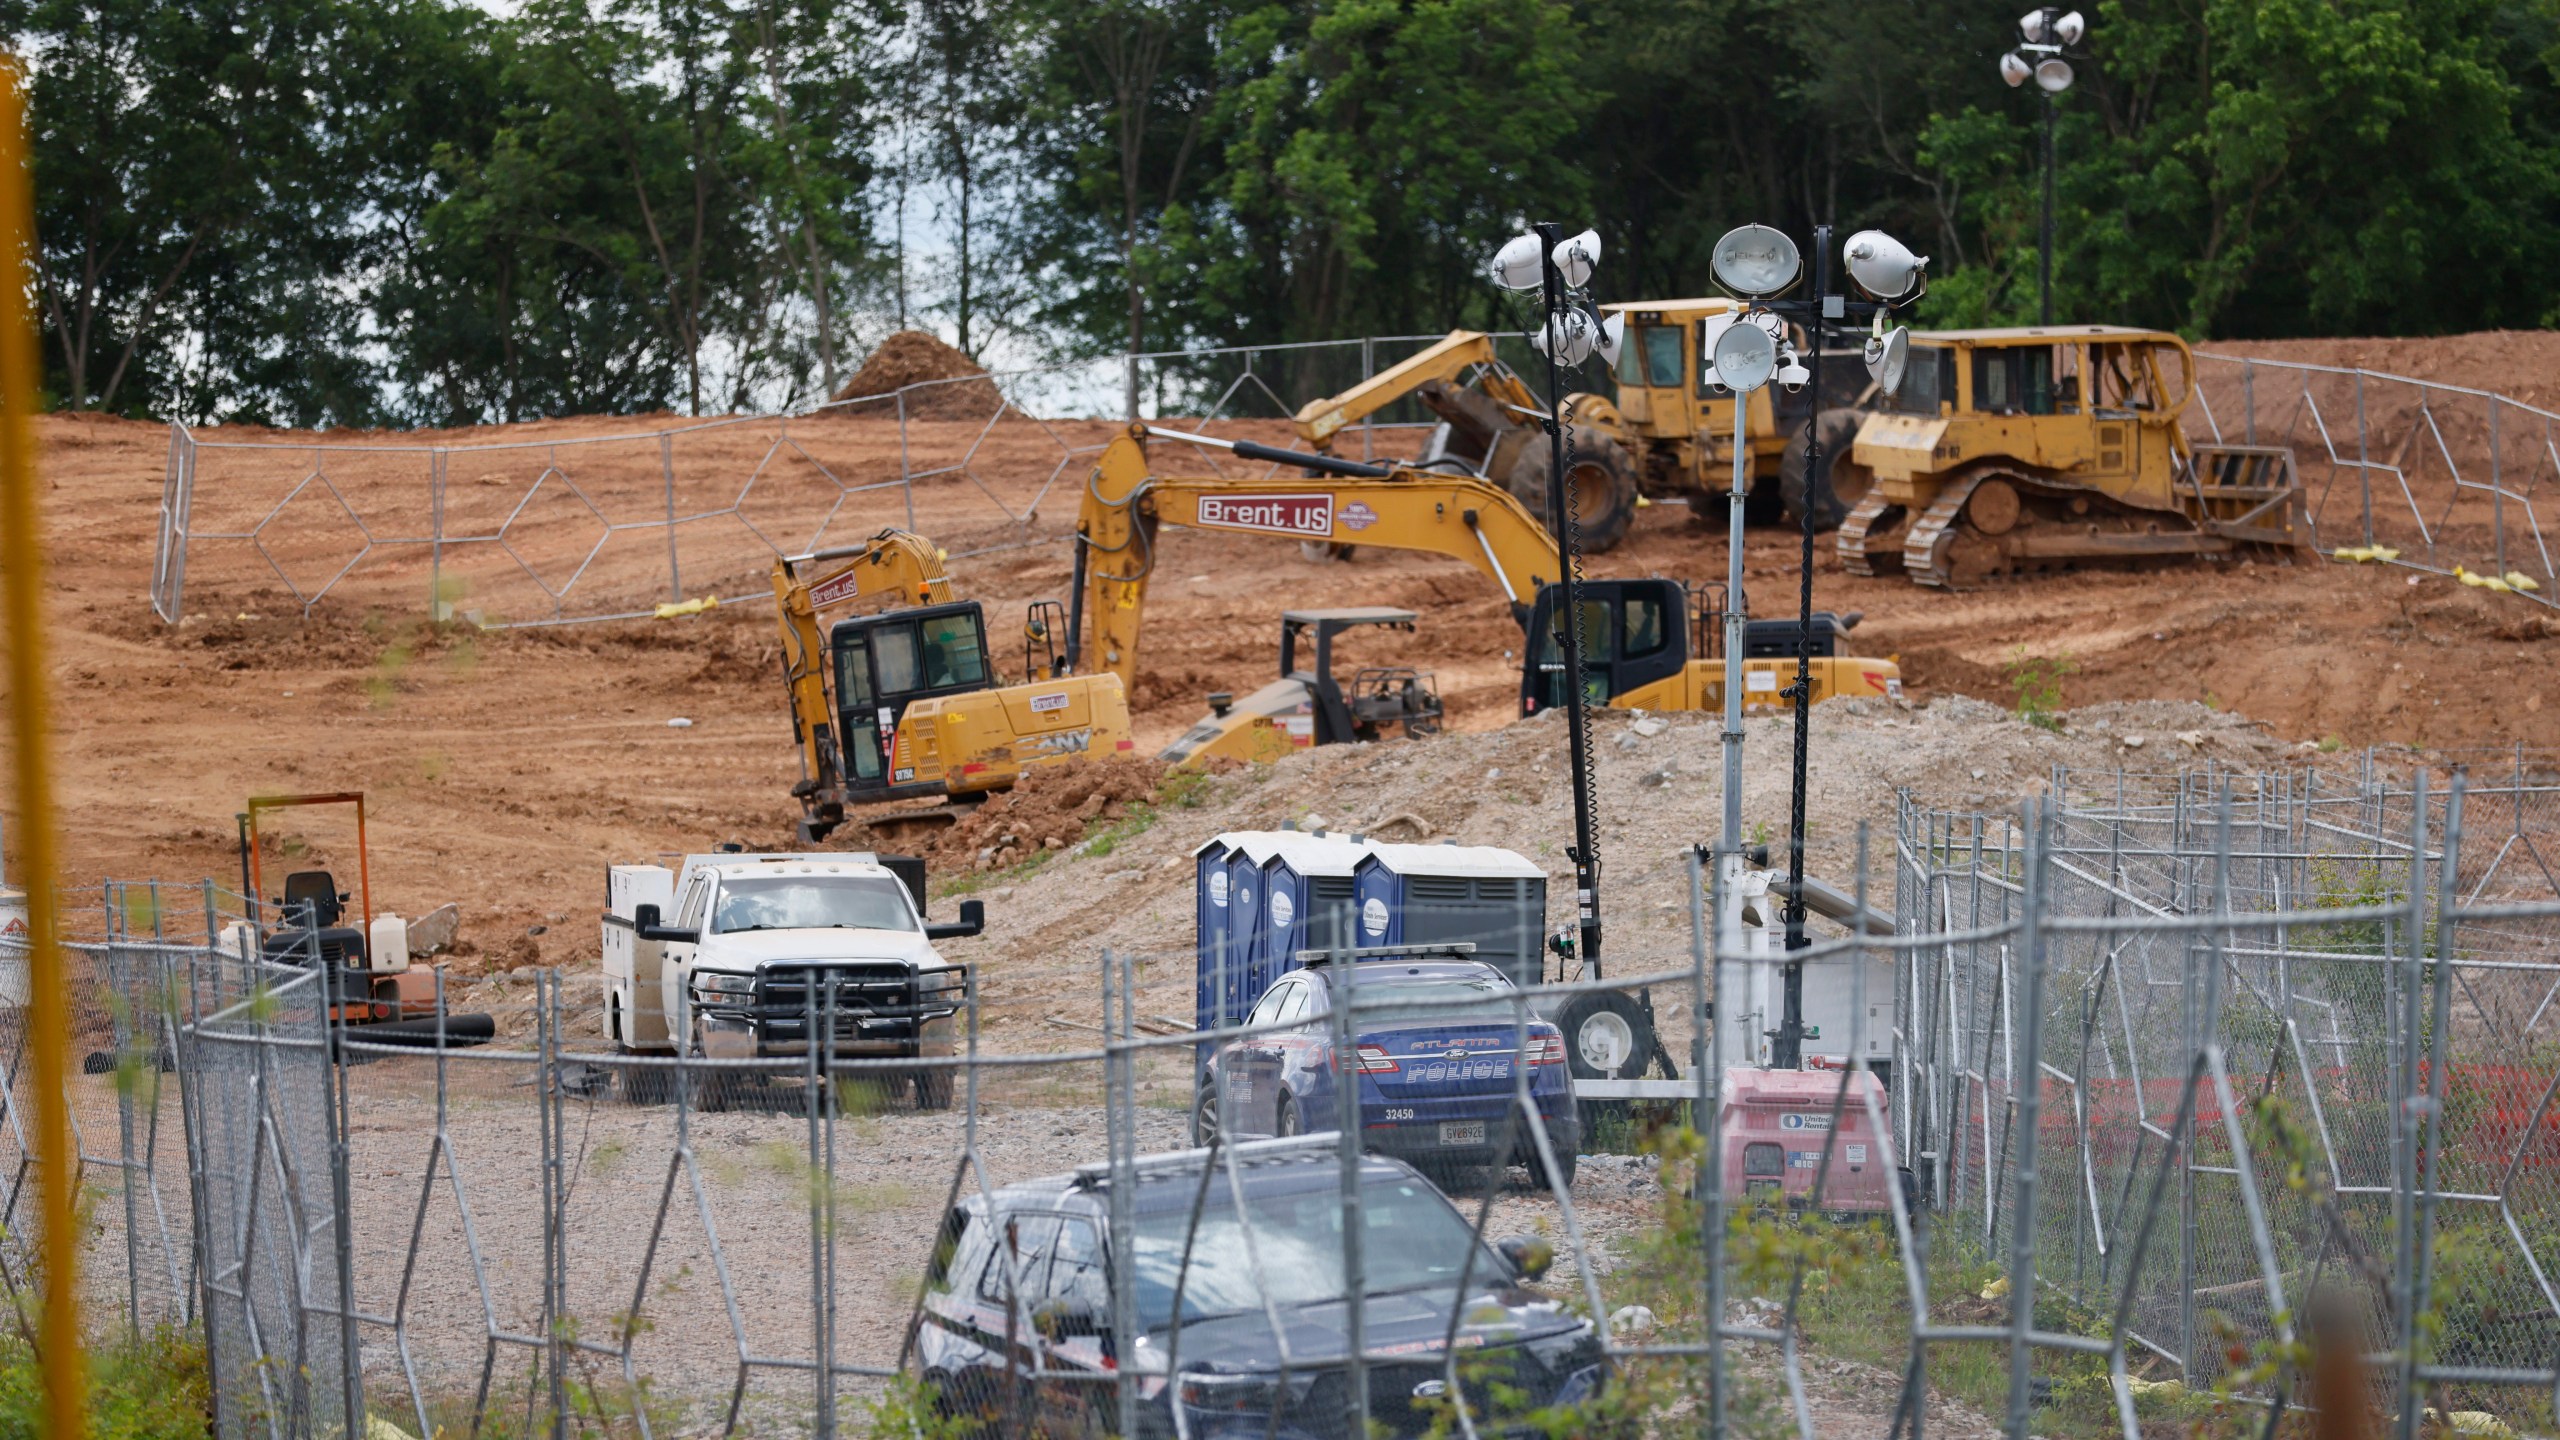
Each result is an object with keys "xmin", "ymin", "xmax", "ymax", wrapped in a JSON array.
[{"xmin": 2006, "ymin": 646, "xmax": 2074, "ymax": 731}]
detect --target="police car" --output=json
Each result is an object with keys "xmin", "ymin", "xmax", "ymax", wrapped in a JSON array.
[{"xmin": 1192, "ymin": 951, "xmax": 1580, "ymax": 1188}]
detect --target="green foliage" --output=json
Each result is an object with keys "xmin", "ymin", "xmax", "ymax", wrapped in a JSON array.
[
  {"xmin": 2006, "ymin": 646, "xmax": 2073, "ymax": 731},
  {"xmin": 0, "ymin": 1324, "xmax": 210, "ymax": 1440}
]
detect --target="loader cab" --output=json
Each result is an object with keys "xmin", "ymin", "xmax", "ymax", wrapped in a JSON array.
[
  {"xmin": 829, "ymin": 601, "xmax": 995, "ymax": 794},
  {"xmin": 1518, "ymin": 578, "xmax": 1690, "ymax": 716}
]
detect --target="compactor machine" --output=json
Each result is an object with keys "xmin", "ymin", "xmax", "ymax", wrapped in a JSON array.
[
  {"xmin": 1833, "ymin": 326, "xmax": 2308, "ymax": 587},
  {"xmin": 774, "ymin": 530, "xmax": 1133, "ymax": 842},
  {"xmin": 1160, "ymin": 607, "xmax": 1444, "ymax": 765}
]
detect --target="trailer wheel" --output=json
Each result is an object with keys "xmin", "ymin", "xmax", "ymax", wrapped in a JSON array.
[{"xmin": 1555, "ymin": 990, "xmax": 1654, "ymax": 1081}]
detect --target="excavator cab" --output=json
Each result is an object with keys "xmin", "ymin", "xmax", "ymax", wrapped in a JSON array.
[
  {"xmin": 828, "ymin": 601, "xmax": 995, "ymax": 795},
  {"xmin": 1518, "ymin": 579, "xmax": 1691, "ymax": 716}
]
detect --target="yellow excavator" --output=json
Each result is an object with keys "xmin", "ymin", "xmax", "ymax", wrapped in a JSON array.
[
  {"xmin": 1068, "ymin": 427, "xmax": 1902, "ymax": 765},
  {"xmin": 773, "ymin": 531, "xmax": 1133, "ymax": 841}
]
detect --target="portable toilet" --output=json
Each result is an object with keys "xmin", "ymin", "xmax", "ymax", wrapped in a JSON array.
[
  {"xmin": 1350, "ymin": 843, "xmax": 1548, "ymax": 987},
  {"xmin": 1251, "ymin": 833, "xmax": 1369, "ymax": 983},
  {"xmin": 1193, "ymin": 835, "xmax": 1239, "ymax": 1044}
]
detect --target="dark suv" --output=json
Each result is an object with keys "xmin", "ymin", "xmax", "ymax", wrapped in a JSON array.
[{"xmin": 910, "ymin": 1136, "xmax": 1609, "ymax": 1438}]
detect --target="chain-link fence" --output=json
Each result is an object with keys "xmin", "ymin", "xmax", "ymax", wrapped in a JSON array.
[
  {"xmin": 2186, "ymin": 354, "xmax": 2560, "ymax": 604},
  {"xmin": 23, "ymin": 758, "xmax": 2560, "ymax": 1438},
  {"xmin": 147, "ymin": 335, "xmax": 1536, "ymax": 628},
  {"xmin": 1898, "ymin": 758, "xmax": 2560, "ymax": 1435}
]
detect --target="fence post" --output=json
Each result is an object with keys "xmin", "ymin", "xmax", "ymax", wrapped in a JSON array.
[
  {"xmin": 2490, "ymin": 397, "xmax": 2507, "ymax": 576},
  {"xmin": 1360, "ymin": 336, "xmax": 1376, "ymax": 463},
  {"xmin": 2357, "ymin": 369, "xmax": 2375, "ymax": 549},
  {"xmin": 431, "ymin": 448, "xmax": 447, "ymax": 619},
  {"xmin": 661, "ymin": 435, "xmax": 681, "ymax": 603}
]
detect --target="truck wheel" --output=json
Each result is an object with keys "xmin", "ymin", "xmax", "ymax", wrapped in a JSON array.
[
  {"xmin": 912, "ymin": 1067, "xmax": 954, "ymax": 1111},
  {"xmin": 1779, "ymin": 408, "xmax": 1872, "ymax": 532}
]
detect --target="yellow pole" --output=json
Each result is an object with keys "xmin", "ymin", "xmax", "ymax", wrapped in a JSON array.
[{"xmin": 0, "ymin": 57, "xmax": 84, "ymax": 1440}]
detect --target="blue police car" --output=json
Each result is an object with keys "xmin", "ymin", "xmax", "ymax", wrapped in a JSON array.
[{"xmin": 1192, "ymin": 953, "xmax": 1580, "ymax": 1188}]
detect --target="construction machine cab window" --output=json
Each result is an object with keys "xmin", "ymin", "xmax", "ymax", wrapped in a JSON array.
[
  {"xmin": 1629, "ymin": 325, "xmax": 1683, "ymax": 387},
  {"xmin": 1974, "ymin": 345, "xmax": 2056, "ymax": 415},
  {"xmin": 1893, "ymin": 348, "xmax": 1957, "ymax": 416},
  {"xmin": 829, "ymin": 601, "xmax": 996, "ymax": 789},
  {"xmin": 1524, "ymin": 581, "xmax": 1684, "ymax": 712},
  {"xmin": 712, "ymin": 875, "xmax": 918, "ymax": 934}
]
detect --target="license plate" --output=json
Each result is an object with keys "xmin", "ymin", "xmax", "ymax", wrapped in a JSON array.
[{"xmin": 1439, "ymin": 1120, "xmax": 1486, "ymax": 1146}]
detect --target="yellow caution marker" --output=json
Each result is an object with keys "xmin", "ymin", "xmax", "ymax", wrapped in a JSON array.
[
  {"xmin": 653, "ymin": 595, "xmax": 721, "ymax": 619},
  {"xmin": 2506, "ymin": 571, "xmax": 2542, "ymax": 593}
]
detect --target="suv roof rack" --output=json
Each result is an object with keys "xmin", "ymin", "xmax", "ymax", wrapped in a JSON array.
[{"xmin": 1292, "ymin": 942, "xmax": 1478, "ymax": 967}]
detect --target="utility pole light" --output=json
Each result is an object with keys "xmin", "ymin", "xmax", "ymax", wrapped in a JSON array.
[
  {"xmin": 1703, "ymin": 222, "xmax": 1926, "ymax": 1070},
  {"xmin": 2002, "ymin": 7, "xmax": 2087, "ymax": 325},
  {"xmin": 1487, "ymin": 222, "xmax": 1618, "ymax": 976}
]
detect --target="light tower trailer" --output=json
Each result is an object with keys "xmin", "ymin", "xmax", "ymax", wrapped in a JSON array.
[{"xmin": 601, "ymin": 850, "xmax": 984, "ymax": 1108}]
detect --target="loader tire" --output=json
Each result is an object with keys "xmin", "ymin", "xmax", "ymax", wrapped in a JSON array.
[
  {"xmin": 1778, "ymin": 408, "xmax": 1873, "ymax": 533},
  {"xmin": 1506, "ymin": 430, "xmax": 1639, "ymax": 553}
]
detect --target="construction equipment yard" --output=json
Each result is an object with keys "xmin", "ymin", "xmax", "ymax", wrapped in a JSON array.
[{"xmin": 13, "ymin": 322, "xmax": 2560, "ymax": 1440}]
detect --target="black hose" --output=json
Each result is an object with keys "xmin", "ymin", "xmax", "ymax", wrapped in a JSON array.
[{"xmin": 1227, "ymin": 438, "xmax": 1392, "ymax": 479}]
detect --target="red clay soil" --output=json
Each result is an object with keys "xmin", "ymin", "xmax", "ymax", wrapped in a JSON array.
[
  {"xmin": 17, "ymin": 331, "xmax": 2560, "ymax": 968},
  {"xmin": 828, "ymin": 330, "xmax": 1004, "ymax": 420}
]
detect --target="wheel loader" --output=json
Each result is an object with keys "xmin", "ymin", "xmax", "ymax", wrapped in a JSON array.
[
  {"xmin": 1291, "ymin": 306, "xmax": 1874, "ymax": 546},
  {"xmin": 1832, "ymin": 326, "xmax": 2309, "ymax": 587},
  {"xmin": 774, "ymin": 531, "xmax": 1134, "ymax": 842}
]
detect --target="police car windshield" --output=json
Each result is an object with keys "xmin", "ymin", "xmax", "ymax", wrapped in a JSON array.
[
  {"xmin": 1333, "ymin": 969, "xmax": 1517, "ymax": 1025},
  {"xmin": 712, "ymin": 877, "xmax": 916, "ymax": 934},
  {"xmin": 1130, "ymin": 1176, "xmax": 1497, "ymax": 1329}
]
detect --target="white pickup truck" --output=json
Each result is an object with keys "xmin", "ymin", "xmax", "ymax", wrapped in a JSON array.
[{"xmin": 601, "ymin": 850, "xmax": 983, "ymax": 1107}]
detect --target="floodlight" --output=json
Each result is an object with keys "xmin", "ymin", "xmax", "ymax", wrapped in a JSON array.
[
  {"xmin": 1843, "ymin": 229, "xmax": 1929, "ymax": 302},
  {"xmin": 1710, "ymin": 224, "xmax": 1801, "ymax": 299},
  {"xmin": 1696, "ymin": 311, "xmax": 1738, "ymax": 390},
  {"xmin": 1864, "ymin": 326, "xmax": 1911, "ymax": 397},
  {"xmin": 1489, "ymin": 232, "xmax": 1545, "ymax": 290},
  {"xmin": 1528, "ymin": 307, "xmax": 1598, "ymax": 366},
  {"xmin": 2018, "ymin": 7, "xmax": 2049, "ymax": 42},
  {"xmin": 2035, "ymin": 57, "xmax": 2074, "ymax": 92},
  {"xmin": 2053, "ymin": 10, "xmax": 2084, "ymax": 43},
  {"xmin": 1553, "ymin": 229, "xmax": 1602, "ymax": 288},
  {"xmin": 1595, "ymin": 311, "xmax": 1626, "ymax": 367},
  {"xmin": 1776, "ymin": 349, "xmax": 1810, "ymax": 393},
  {"xmin": 1710, "ymin": 317, "xmax": 1778, "ymax": 393},
  {"xmin": 2000, "ymin": 52, "xmax": 2031, "ymax": 87}
]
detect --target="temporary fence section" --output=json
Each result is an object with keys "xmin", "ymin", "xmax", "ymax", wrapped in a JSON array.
[
  {"xmin": 1896, "ymin": 759, "xmax": 2560, "ymax": 1434},
  {"xmin": 2185, "ymin": 353, "xmax": 2560, "ymax": 603},
  {"xmin": 31, "ymin": 759, "xmax": 2560, "ymax": 1438},
  {"xmin": 148, "ymin": 335, "xmax": 1495, "ymax": 628}
]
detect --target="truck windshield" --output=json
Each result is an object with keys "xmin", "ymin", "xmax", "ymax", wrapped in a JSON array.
[
  {"xmin": 1130, "ymin": 1176, "xmax": 1499, "ymax": 1330},
  {"xmin": 712, "ymin": 877, "xmax": 917, "ymax": 933}
]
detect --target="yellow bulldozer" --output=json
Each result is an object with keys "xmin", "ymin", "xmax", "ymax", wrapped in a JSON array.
[
  {"xmin": 1069, "ymin": 427, "xmax": 1902, "ymax": 766},
  {"xmin": 1832, "ymin": 326, "xmax": 2310, "ymax": 587},
  {"xmin": 773, "ymin": 531, "xmax": 1133, "ymax": 841},
  {"xmin": 1291, "ymin": 303, "xmax": 1876, "ymax": 549}
]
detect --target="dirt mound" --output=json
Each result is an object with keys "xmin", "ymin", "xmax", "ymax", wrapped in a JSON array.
[
  {"xmin": 828, "ymin": 330, "xmax": 1004, "ymax": 421},
  {"xmin": 880, "ymin": 757, "xmax": 1173, "ymax": 871}
]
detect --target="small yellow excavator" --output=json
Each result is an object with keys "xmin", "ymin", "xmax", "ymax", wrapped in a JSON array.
[
  {"xmin": 774, "ymin": 530, "xmax": 1133, "ymax": 841},
  {"xmin": 1069, "ymin": 427, "xmax": 1901, "ymax": 765}
]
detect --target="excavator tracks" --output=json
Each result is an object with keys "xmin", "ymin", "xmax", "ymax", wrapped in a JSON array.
[{"xmin": 1835, "ymin": 492, "xmax": 1908, "ymax": 577}]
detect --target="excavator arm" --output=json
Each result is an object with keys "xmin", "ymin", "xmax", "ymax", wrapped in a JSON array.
[
  {"xmin": 1076, "ymin": 427, "xmax": 1560, "ymax": 691},
  {"xmin": 771, "ymin": 530, "xmax": 955, "ymax": 809},
  {"xmin": 1293, "ymin": 330, "xmax": 1517, "ymax": 448}
]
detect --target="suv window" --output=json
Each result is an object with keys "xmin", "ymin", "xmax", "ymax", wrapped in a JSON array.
[
  {"xmin": 1247, "ymin": 979, "xmax": 1297, "ymax": 1028},
  {"xmin": 977, "ymin": 1212, "xmax": 1060, "ymax": 1305},
  {"xmin": 1048, "ymin": 1217, "xmax": 1107, "ymax": 1308}
]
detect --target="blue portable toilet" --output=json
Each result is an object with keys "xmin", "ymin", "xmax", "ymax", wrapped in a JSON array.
[
  {"xmin": 1192, "ymin": 835, "xmax": 1238, "ymax": 1040},
  {"xmin": 1252, "ymin": 833, "xmax": 1370, "ymax": 987},
  {"xmin": 1351, "ymin": 843, "xmax": 1549, "ymax": 987}
]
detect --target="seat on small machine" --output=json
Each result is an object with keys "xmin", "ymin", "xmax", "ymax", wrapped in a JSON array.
[{"xmin": 265, "ymin": 869, "xmax": 369, "ymax": 967}]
